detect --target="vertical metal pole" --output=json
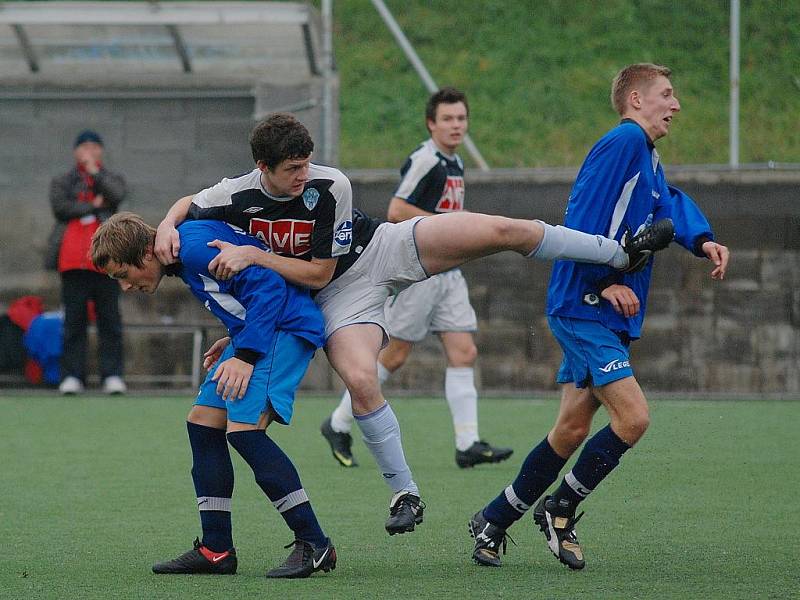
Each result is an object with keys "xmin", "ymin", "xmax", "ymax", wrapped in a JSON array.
[
  {"xmin": 321, "ymin": 0, "xmax": 334, "ymax": 164},
  {"xmin": 370, "ymin": 0, "xmax": 490, "ymax": 171},
  {"xmin": 729, "ymin": 0, "xmax": 740, "ymax": 168}
]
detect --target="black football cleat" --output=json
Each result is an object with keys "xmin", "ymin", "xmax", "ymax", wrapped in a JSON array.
[
  {"xmin": 456, "ymin": 440, "xmax": 514, "ymax": 468},
  {"xmin": 265, "ymin": 539, "xmax": 337, "ymax": 578},
  {"xmin": 152, "ymin": 538, "xmax": 237, "ymax": 575},
  {"xmin": 385, "ymin": 492, "xmax": 425, "ymax": 535},
  {"xmin": 620, "ymin": 217, "xmax": 675, "ymax": 273},
  {"xmin": 468, "ymin": 510, "xmax": 515, "ymax": 567},
  {"xmin": 320, "ymin": 416, "xmax": 358, "ymax": 467},
  {"xmin": 532, "ymin": 495, "xmax": 586, "ymax": 570}
]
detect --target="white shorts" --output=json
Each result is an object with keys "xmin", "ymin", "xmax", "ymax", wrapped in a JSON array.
[
  {"xmin": 385, "ymin": 269, "xmax": 477, "ymax": 342},
  {"xmin": 313, "ymin": 217, "xmax": 428, "ymax": 340}
]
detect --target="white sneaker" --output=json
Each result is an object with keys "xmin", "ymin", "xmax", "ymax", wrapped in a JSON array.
[
  {"xmin": 59, "ymin": 376, "xmax": 84, "ymax": 395},
  {"xmin": 102, "ymin": 376, "xmax": 127, "ymax": 395}
]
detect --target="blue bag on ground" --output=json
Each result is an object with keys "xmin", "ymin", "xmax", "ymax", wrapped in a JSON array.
[{"xmin": 24, "ymin": 312, "xmax": 64, "ymax": 385}]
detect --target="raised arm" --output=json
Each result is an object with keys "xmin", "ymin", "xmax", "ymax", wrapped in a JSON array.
[{"xmin": 155, "ymin": 195, "xmax": 194, "ymax": 264}]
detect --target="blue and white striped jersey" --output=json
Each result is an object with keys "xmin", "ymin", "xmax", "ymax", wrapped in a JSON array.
[
  {"xmin": 546, "ymin": 120, "xmax": 714, "ymax": 339},
  {"xmin": 174, "ymin": 220, "xmax": 325, "ymax": 360}
]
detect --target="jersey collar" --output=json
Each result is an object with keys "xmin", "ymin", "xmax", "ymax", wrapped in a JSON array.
[{"xmin": 620, "ymin": 118, "xmax": 655, "ymax": 150}]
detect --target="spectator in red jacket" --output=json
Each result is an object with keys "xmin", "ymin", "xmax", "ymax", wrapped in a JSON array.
[{"xmin": 47, "ymin": 130, "xmax": 127, "ymax": 395}]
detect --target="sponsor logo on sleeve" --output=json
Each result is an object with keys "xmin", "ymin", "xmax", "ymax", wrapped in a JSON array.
[{"xmin": 334, "ymin": 220, "xmax": 353, "ymax": 247}]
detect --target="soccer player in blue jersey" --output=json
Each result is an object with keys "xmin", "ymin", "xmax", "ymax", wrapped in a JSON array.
[
  {"xmin": 470, "ymin": 63, "xmax": 730, "ymax": 569},
  {"xmin": 91, "ymin": 213, "xmax": 337, "ymax": 579},
  {"xmin": 323, "ymin": 88, "xmax": 513, "ymax": 469}
]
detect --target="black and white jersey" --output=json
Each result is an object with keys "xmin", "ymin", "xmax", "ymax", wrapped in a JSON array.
[
  {"xmin": 394, "ymin": 138, "xmax": 465, "ymax": 213},
  {"xmin": 188, "ymin": 164, "xmax": 379, "ymax": 282}
]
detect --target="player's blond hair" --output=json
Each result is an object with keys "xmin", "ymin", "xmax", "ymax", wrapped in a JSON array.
[
  {"xmin": 611, "ymin": 63, "xmax": 672, "ymax": 116},
  {"xmin": 91, "ymin": 212, "xmax": 156, "ymax": 269}
]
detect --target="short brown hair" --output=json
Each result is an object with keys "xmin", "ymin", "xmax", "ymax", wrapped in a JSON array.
[
  {"xmin": 426, "ymin": 87, "xmax": 469, "ymax": 128},
  {"xmin": 91, "ymin": 212, "xmax": 156, "ymax": 269},
  {"xmin": 250, "ymin": 112, "xmax": 314, "ymax": 169},
  {"xmin": 611, "ymin": 63, "xmax": 672, "ymax": 116}
]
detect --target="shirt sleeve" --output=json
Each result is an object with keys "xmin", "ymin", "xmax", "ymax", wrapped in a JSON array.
[
  {"xmin": 310, "ymin": 173, "xmax": 353, "ymax": 259},
  {"xmin": 659, "ymin": 184, "xmax": 714, "ymax": 257},
  {"xmin": 187, "ymin": 178, "xmax": 236, "ymax": 222},
  {"xmin": 394, "ymin": 152, "xmax": 441, "ymax": 205}
]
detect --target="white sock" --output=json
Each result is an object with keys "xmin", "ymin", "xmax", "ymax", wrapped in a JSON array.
[
  {"xmin": 331, "ymin": 362, "xmax": 392, "ymax": 433},
  {"xmin": 529, "ymin": 221, "xmax": 628, "ymax": 268},
  {"xmin": 377, "ymin": 361, "xmax": 391, "ymax": 384},
  {"xmin": 356, "ymin": 403, "xmax": 418, "ymax": 495},
  {"xmin": 330, "ymin": 392, "xmax": 354, "ymax": 433},
  {"xmin": 445, "ymin": 367, "xmax": 480, "ymax": 451}
]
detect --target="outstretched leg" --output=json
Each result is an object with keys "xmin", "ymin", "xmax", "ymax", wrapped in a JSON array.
[{"xmin": 414, "ymin": 213, "xmax": 626, "ymax": 275}]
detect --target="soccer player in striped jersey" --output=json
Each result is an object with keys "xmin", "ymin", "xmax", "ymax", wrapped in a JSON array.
[
  {"xmin": 323, "ymin": 88, "xmax": 513, "ymax": 469},
  {"xmin": 470, "ymin": 63, "xmax": 730, "ymax": 570},
  {"xmin": 154, "ymin": 113, "xmax": 673, "ymax": 536},
  {"xmin": 91, "ymin": 213, "xmax": 336, "ymax": 578}
]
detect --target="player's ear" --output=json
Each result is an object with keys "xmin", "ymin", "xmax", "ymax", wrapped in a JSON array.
[
  {"xmin": 629, "ymin": 89, "xmax": 642, "ymax": 110},
  {"xmin": 256, "ymin": 160, "xmax": 269, "ymax": 173}
]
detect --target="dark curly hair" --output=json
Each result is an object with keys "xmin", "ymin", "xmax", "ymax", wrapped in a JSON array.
[{"xmin": 250, "ymin": 113, "xmax": 315, "ymax": 169}]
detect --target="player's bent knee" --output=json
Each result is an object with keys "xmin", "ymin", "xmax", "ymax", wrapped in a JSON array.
[
  {"xmin": 187, "ymin": 405, "xmax": 227, "ymax": 429},
  {"xmin": 345, "ymin": 375, "xmax": 383, "ymax": 413},
  {"xmin": 620, "ymin": 411, "xmax": 650, "ymax": 444},
  {"xmin": 458, "ymin": 344, "xmax": 479, "ymax": 366},
  {"xmin": 553, "ymin": 421, "xmax": 591, "ymax": 452}
]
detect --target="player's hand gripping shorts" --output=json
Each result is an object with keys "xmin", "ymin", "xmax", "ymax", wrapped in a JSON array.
[{"xmin": 195, "ymin": 331, "xmax": 316, "ymax": 425}]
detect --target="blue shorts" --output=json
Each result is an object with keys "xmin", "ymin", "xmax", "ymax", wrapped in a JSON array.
[
  {"xmin": 548, "ymin": 315, "xmax": 634, "ymax": 389},
  {"xmin": 195, "ymin": 331, "xmax": 316, "ymax": 425}
]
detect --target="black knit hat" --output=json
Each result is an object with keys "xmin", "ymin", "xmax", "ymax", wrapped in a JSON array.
[{"xmin": 73, "ymin": 129, "xmax": 104, "ymax": 148}]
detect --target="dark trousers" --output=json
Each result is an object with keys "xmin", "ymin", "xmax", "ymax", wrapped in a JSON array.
[{"xmin": 60, "ymin": 270, "xmax": 123, "ymax": 382}]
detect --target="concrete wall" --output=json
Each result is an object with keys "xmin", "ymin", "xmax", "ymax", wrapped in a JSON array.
[{"xmin": 1, "ymin": 94, "xmax": 797, "ymax": 395}]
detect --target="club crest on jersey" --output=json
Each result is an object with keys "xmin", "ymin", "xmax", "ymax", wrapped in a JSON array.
[
  {"xmin": 334, "ymin": 220, "xmax": 353, "ymax": 247},
  {"xmin": 302, "ymin": 188, "xmax": 320, "ymax": 210}
]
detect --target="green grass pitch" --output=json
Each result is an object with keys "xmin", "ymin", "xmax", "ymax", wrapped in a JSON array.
[{"xmin": 2, "ymin": 394, "xmax": 797, "ymax": 599}]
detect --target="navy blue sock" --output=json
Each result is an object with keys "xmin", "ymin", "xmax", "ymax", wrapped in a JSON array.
[
  {"xmin": 483, "ymin": 437, "xmax": 566, "ymax": 529},
  {"xmin": 227, "ymin": 430, "xmax": 327, "ymax": 548},
  {"xmin": 187, "ymin": 421, "xmax": 234, "ymax": 552},
  {"xmin": 552, "ymin": 424, "xmax": 631, "ymax": 507}
]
